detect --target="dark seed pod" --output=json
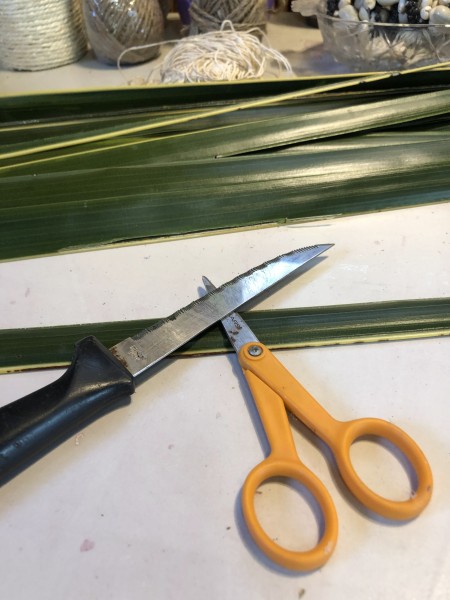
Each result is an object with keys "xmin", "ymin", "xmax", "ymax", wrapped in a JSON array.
[
  {"xmin": 404, "ymin": 0, "xmax": 425, "ymax": 22},
  {"xmin": 387, "ymin": 3, "xmax": 400, "ymax": 23},
  {"xmin": 326, "ymin": 0, "xmax": 340, "ymax": 16}
]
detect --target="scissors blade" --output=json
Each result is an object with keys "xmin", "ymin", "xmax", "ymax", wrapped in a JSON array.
[
  {"xmin": 113, "ymin": 244, "xmax": 332, "ymax": 377},
  {"xmin": 202, "ymin": 276, "xmax": 259, "ymax": 353}
]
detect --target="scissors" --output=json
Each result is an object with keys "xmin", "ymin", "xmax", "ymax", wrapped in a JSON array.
[{"xmin": 202, "ymin": 276, "xmax": 433, "ymax": 572}]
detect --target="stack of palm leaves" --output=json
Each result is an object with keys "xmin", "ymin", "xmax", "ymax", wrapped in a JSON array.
[{"xmin": 1, "ymin": 67, "xmax": 449, "ymax": 372}]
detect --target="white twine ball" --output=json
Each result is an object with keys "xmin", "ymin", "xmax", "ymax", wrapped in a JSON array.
[
  {"xmin": 118, "ymin": 22, "xmax": 293, "ymax": 84},
  {"xmin": 161, "ymin": 29, "xmax": 291, "ymax": 83}
]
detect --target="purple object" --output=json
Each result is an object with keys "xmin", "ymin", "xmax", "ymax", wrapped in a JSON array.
[{"xmin": 177, "ymin": 0, "xmax": 191, "ymax": 24}]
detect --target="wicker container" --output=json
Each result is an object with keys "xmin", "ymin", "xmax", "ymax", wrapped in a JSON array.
[{"xmin": 0, "ymin": 0, "xmax": 87, "ymax": 71}]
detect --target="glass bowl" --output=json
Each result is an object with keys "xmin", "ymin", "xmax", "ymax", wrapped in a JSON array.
[{"xmin": 316, "ymin": 13, "xmax": 450, "ymax": 71}]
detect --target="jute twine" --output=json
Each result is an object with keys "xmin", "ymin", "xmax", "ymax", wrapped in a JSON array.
[
  {"xmin": 118, "ymin": 22, "xmax": 293, "ymax": 84},
  {"xmin": 82, "ymin": 0, "xmax": 164, "ymax": 65},
  {"xmin": 0, "ymin": 0, "xmax": 87, "ymax": 71},
  {"xmin": 189, "ymin": 0, "xmax": 267, "ymax": 34}
]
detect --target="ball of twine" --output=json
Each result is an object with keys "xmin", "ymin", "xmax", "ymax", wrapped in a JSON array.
[
  {"xmin": 189, "ymin": 0, "xmax": 267, "ymax": 34},
  {"xmin": 82, "ymin": 0, "xmax": 164, "ymax": 65},
  {"xmin": 0, "ymin": 0, "xmax": 87, "ymax": 71},
  {"xmin": 118, "ymin": 22, "xmax": 293, "ymax": 84}
]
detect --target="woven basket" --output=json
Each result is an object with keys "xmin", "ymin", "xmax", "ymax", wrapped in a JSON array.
[{"xmin": 0, "ymin": 0, "xmax": 87, "ymax": 71}]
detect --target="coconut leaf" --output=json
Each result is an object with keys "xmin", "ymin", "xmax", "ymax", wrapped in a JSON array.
[
  {"xmin": 0, "ymin": 99, "xmax": 370, "ymax": 174},
  {"xmin": 1, "ymin": 137, "xmax": 450, "ymax": 261},
  {"xmin": 3, "ymin": 90, "xmax": 450, "ymax": 176},
  {"xmin": 2, "ymin": 66, "xmax": 448, "ymax": 161},
  {"xmin": 1, "ymin": 67, "xmax": 450, "ymax": 261},
  {"xmin": 5, "ymin": 122, "xmax": 450, "ymax": 177},
  {"xmin": 2, "ymin": 68, "xmax": 449, "ymax": 125},
  {"xmin": 1, "ymin": 298, "xmax": 448, "ymax": 373}
]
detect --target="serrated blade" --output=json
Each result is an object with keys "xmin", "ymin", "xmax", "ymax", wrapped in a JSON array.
[
  {"xmin": 202, "ymin": 276, "xmax": 258, "ymax": 353},
  {"xmin": 111, "ymin": 244, "xmax": 332, "ymax": 377}
]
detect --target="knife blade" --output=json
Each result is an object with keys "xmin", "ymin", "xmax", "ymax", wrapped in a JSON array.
[{"xmin": 0, "ymin": 244, "xmax": 332, "ymax": 484}]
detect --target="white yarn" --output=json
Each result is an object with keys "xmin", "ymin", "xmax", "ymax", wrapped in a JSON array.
[
  {"xmin": 118, "ymin": 22, "xmax": 292, "ymax": 84},
  {"xmin": 0, "ymin": 0, "xmax": 87, "ymax": 71}
]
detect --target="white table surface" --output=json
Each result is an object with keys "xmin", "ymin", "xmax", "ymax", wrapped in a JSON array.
[{"xmin": 1, "ymin": 13, "xmax": 449, "ymax": 600}]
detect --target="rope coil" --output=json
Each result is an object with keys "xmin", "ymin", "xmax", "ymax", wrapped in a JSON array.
[{"xmin": 0, "ymin": 0, "xmax": 87, "ymax": 71}]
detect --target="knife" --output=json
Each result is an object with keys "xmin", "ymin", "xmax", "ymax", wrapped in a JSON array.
[{"xmin": 0, "ymin": 244, "xmax": 332, "ymax": 484}]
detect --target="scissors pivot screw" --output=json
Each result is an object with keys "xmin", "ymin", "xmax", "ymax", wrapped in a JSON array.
[{"xmin": 248, "ymin": 345, "xmax": 263, "ymax": 357}]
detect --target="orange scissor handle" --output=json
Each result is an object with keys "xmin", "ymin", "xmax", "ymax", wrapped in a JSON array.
[
  {"xmin": 241, "ymin": 366, "xmax": 338, "ymax": 571},
  {"xmin": 239, "ymin": 342, "xmax": 433, "ymax": 524},
  {"xmin": 242, "ymin": 456, "xmax": 338, "ymax": 572},
  {"xmin": 331, "ymin": 417, "xmax": 433, "ymax": 520}
]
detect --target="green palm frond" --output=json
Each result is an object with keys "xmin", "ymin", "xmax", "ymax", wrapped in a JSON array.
[{"xmin": 1, "ymin": 298, "xmax": 448, "ymax": 373}]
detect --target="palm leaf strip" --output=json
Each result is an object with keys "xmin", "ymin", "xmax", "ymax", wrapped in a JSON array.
[
  {"xmin": 2, "ymin": 68, "xmax": 448, "ymax": 126},
  {"xmin": 1, "ymin": 298, "xmax": 448, "ymax": 373},
  {"xmin": 3, "ymin": 89, "xmax": 450, "ymax": 175},
  {"xmin": 1, "ymin": 137, "xmax": 450, "ymax": 261},
  {"xmin": 3, "ymin": 63, "xmax": 449, "ymax": 161}
]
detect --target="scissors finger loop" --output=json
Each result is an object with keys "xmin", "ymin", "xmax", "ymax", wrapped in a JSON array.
[
  {"xmin": 334, "ymin": 417, "xmax": 433, "ymax": 520},
  {"xmin": 242, "ymin": 458, "xmax": 338, "ymax": 572}
]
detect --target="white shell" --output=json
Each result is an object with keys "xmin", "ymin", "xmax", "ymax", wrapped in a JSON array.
[
  {"xmin": 376, "ymin": 0, "xmax": 398, "ymax": 6},
  {"xmin": 429, "ymin": 4, "xmax": 450, "ymax": 21},
  {"xmin": 338, "ymin": 4, "xmax": 360, "ymax": 19},
  {"xmin": 362, "ymin": 0, "xmax": 376, "ymax": 9},
  {"xmin": 359, "ymin": 6, "xmax": 370, "ymax": 19}
]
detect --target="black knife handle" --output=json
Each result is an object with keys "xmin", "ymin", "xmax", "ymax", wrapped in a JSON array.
[{"xmin": 0, "ymin": 336, "xmax": 135, "ymax": 485}]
